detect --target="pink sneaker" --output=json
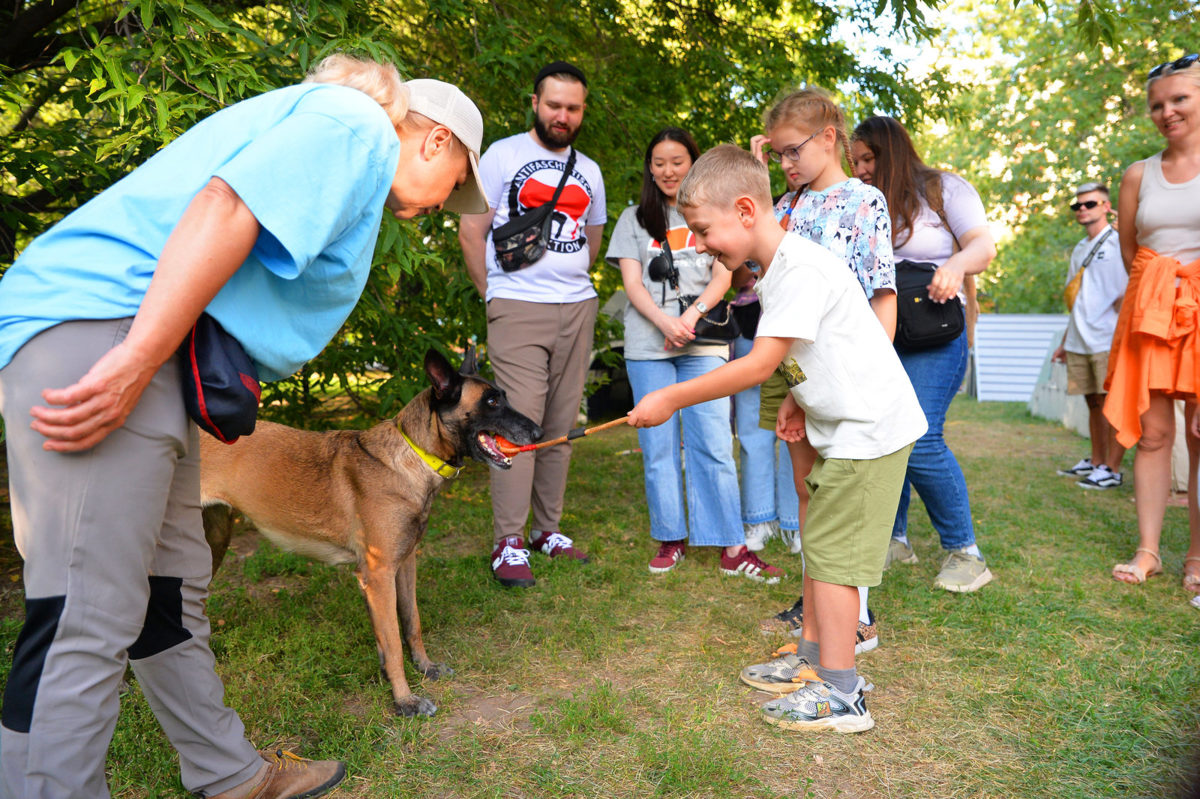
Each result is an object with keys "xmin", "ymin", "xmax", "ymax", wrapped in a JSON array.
[
  {"xmin": 491, "ymin": 536, "xmax": 535, "ymax": 588},
  {"xmin": 720, "ymin": 548, "xmax": 783, "ymax": 584},
  {"xmin": 649, "ymin": 541, "xmax": 687, "ymax": 574},
  {"xmin": 529, "ymin": 530, "xmax": 589, "ymax": 563}
]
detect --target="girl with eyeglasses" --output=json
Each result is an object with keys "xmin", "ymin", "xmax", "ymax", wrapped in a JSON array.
[
  {"xmin": 849, "ymin": 115, "xmax": 997, "ymax": 594},
  {"xmin": 1105, "ymin": 55, "xmax": 1200, "ymax": 601},
  {"xmin": 605, "ymin": 127, "xmax": 781, "ymax": 581},
  {"xmin": 742, "ymin": 88, "xmax": 894, "ymax": 653}
]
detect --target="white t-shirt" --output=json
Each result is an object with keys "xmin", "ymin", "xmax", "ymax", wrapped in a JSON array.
[
  {"xmin": 605, "ymin": 205, "xmax": 729, "ymax": 361},
  {"xmin": 755, "ymin": 233, "xmax": 927, "ymax": 460},
  {"xmin": 479, "ymin": 132, "xmax": 607, "ymax": 303},
  {"xmin": 1064, "ymin": 225, "xmax": 1126, "ymax": 354}
]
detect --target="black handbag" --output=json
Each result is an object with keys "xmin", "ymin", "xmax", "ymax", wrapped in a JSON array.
[
  {"xmin": 679, "ymin": 295, "xmax": 740, "ymax": 344},
  {"xmin": 492, "ymin": 148, "xmax": 577, "ymax": 272},
  {"xmin": 179, "ymin": 313, "xmax": 261, "ymax": 444},
  {"xmin": 894, "ymin": 259, "xmax": 965, "ymax": 351}
]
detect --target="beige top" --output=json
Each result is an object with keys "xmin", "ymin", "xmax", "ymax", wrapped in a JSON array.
[{"xmin": 1136, "ymin": 152, "xmax": 1200, "ymax": 264}]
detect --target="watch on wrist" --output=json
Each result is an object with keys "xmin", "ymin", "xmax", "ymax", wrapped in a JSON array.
[{"xmin": 694, "ymin": 300, "xmax": 709, "ymax": 316}]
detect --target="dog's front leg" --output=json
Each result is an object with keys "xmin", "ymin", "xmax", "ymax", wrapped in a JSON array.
[
  {"xmin": 355, "ymin": 554, "xmax": 437, "ymax": 718},
  {"xmin": 395, "ymin": 548, "xmax": 453, "ymax": 681}
]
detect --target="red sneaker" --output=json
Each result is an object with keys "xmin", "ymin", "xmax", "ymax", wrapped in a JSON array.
[
  {"xmin": 529, "ymin": 530, "xmax": 589, "ymax": 563},
  {"xmin": 720, "ymin": 548, "xmax": 783, "ymax": 584},
  {"xmin": 649, "ymin": 540, "xmax": 687, "ymax": 574},
  {"xmin": 491, "ymin": 536, "xmax": 535, "ymax": 588}
]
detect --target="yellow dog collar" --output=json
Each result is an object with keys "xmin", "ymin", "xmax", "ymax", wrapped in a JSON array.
[{"xmin": 401, "ymin": 430, "xmax": 462, "ymax": 479}]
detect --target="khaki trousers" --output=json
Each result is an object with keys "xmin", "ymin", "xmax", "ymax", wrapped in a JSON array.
[{"xmin": 486, "ymin": 297, "xmax": 598, "ymax": 543}]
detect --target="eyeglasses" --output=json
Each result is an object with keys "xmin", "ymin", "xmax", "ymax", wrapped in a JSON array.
[
  {"xmin": 1070, "ymin": 200, "xmax": 1101, "ymax": 211},
  {"xmin": 1149, "ymin": 53, "xmax": 1200, "ymax": 80},
  {"xmin": 766, "ymin": 131, "xmax": 819, "ymax": 163}
]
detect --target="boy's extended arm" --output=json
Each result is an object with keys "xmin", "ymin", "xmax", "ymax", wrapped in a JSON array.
[{"xmin": 628, "ymin": 335, "xmax": 793, "ymax": 427}]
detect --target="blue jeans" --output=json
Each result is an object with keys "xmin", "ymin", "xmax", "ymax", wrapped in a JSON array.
[
  {"xmin": 892, "ymin": 329, "xmax": 976, "ymax": 550},
  {"xmin": 626, "ymin": 356, "xmax": 743, "ymax": 547},
  {"xmin": 731, "ymin": 336, "xmax": 800, "ymax": 531}
]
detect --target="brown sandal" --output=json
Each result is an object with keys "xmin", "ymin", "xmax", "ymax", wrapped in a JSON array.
[{"xmin": 1112, "ymin": 547, "xmax": 1163, "ymax": 584}]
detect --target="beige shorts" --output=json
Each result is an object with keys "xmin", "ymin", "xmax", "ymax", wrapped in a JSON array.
[
  {"xmin": 1065, "ymin": 350, "xmax": 1109, "ymax": 396},
  {"xmin": 801, "ymin": 443, "xmax": 914, "ymax": 587}
]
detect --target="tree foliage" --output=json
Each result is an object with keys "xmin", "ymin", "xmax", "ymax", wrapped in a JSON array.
[
  {"xmin": 909, "ymin": 0, "xmax": 1199, "ymax": 312},
  {"xmin": 2, "ymin": 0, "xmax": 944, "ymax": 426}
]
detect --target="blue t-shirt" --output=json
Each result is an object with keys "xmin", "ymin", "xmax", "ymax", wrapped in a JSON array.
[{"xmin": 0, "ymin": 83, "xmax": 400, "ymax": 380}]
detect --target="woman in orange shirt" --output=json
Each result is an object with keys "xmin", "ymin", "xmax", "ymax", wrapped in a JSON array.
[{"xmin": 1105, "ymin": 55, "xmax": 1200, "ymax": 598}]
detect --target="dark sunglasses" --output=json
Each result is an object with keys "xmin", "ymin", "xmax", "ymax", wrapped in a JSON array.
[
  {"xmin": 1149, "ymin": 53, "xmax": 1200, "ymax": 80},
  {"xmin": 1070, "ymin": 200, "xmax": 1101, "ymax": 211}
]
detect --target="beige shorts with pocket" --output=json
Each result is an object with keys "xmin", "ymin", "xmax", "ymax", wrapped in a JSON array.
[{"xmin": 1065, "ymin": 350, "xmax": 1108, "ymax": 396}]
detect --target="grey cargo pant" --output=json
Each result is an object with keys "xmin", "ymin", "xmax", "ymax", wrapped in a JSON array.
[{"xmin": 0, "ymin": 319, "xmax": 261, "ymax": 798}]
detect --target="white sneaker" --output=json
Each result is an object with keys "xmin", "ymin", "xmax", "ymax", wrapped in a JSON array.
[
  {"xmin": 743, "ymin": 521, "xmax": 778, "ymax": 552},
  {"xmin": 1077, "ymin": 465, "xmax": 1122, "ymax": 490},
  {"xmin": 1057, "ymin": 457, "xmax": 1094, "ymax": 477}
]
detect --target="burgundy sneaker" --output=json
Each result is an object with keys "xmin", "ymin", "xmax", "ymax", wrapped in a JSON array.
[
  {"xmin": 720, "ymin": 548, "xmax": 783, "ymax": 584},
  {"xmin": 648, "ymin": 540, "xmax": 687, "ymax": 574},
  {"xmin": 491, "ymin": 536, "xmax": 535, "ymax": 588},
  {"xmin": 529, "ymin": 530, "xmax": 590, "ymax": 563}
]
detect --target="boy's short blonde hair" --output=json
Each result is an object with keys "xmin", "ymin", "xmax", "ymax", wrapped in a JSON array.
[{"xmin": 677, "ymin": 144, "xmax": 772, "ymax": 210}]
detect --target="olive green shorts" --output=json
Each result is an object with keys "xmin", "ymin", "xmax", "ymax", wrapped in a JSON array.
[
  {"xmin": 758, "ymin": 370, "xmax": 790, "ymax": 431},
  {"xmin": 801, "ymin": 442, "xmax": 914, "ymax": 587}
]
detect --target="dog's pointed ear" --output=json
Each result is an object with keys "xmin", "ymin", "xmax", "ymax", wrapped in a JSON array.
[
  {"xmin": 459, "ymin": 343, "xmax": 478, "ymax": 376},
  {"xmin": 424, "ymin": 349, "xmax": 461, "ymax": 400}
]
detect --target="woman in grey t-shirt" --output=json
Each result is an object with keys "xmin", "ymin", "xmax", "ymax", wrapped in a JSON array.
[{"xmin": 605, "ymin": 127, "xmax": 780, "ymax": 581}]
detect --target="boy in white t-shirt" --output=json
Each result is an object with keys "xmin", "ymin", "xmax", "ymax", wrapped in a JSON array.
[{"xmin": 628, "ymin": 144, "xmax": 927, "ymax": 733}]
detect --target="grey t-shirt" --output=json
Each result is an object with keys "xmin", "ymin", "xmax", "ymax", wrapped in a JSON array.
[{"xmin": 605, "ymin": 205, "xmax": 730, "ymax": 361}]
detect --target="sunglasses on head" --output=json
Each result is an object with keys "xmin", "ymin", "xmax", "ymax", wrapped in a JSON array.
[
  {"xmin": 1149, "ymin": 53, "xmax": 1200, "ymax": 80},
  {"xmin": 1070, "ymin": 200, "xmax": 1101, "ymax": 211}
]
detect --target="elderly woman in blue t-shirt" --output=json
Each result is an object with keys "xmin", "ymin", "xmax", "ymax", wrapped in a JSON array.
[{"xmin": 0, "ymin": 55, "xmax": 485, "ymax": 799}]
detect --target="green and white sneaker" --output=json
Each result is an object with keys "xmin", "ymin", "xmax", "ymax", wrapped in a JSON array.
[
  {"xmin": 884, "ymin": 537, "xmax": 918, "ymax": 569},
  {"xmin": 760, "ymin": 677, "xmax": 874, "ymax": 733},
  {"xmin": 739, "ymin": 643, "xmax": 819, "ymax": 693},
  {"xmin": 935, "ymin": 548, "xmax": 994, "ymax": 593}
]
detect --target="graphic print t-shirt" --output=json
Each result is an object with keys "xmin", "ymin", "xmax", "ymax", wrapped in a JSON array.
[
  {"xmin": 605, "ymin": 205, "xmax": 729, "ymax": 361},
  {"xmin": 480, "ymin": 132, "xmax": 606, "ymax": 303}
]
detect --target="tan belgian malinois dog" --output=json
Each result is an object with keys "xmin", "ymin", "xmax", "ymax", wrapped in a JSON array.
[{"xmin": 199, "ymin": 348, "xmax": 542, "ymax": 717}]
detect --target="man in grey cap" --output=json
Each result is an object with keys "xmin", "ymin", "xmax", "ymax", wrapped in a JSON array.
[
  {"xmin": 459, "ymin": 60, "xmax": 606, "ymax": 588},
  {"xmin": 1053, "ymin": 181, "xmax": 1128, "ymax": 489}
]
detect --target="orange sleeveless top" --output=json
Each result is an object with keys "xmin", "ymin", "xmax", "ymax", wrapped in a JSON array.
[{"xmin": 1103, "ymin": 247, "xmax": 1200, "ymax": 448}]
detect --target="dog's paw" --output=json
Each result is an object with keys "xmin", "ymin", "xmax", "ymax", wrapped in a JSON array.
[
  {"xmin": 420, "ymin": 662, "xmax": 455, "ymax": 681},
  {"xmin": 393, "ymin": 695, "xmax": 437, "ymax": 718}
]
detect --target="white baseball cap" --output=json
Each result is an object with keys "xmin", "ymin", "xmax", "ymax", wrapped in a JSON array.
[{"xmin": 406, "ymin": 78, "xmax": 488, "ymax": 214}]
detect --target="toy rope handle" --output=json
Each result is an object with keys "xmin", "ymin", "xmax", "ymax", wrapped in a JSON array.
[{"xmin": 498, "ymin": 415, "xmax": 629, "ymax": 455}]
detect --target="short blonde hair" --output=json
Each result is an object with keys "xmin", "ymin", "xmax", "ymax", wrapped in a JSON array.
[
  {"xmin": 763, "ymin": 86, "xmax": 851, "ymax": 169},
  {"xmin": 677, "ymin": 144, "xmax": 772, "ymax": 210},
  {"xmin": 305, "ymin": 54, "xmax": 410, "ymax": 127}
]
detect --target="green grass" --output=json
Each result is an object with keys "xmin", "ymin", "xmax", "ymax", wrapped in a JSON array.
[{"xmin": 2, "ymin": 398, "xmax": 1199, "ymax": 797}]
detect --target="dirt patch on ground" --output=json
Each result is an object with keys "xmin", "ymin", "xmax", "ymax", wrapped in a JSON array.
[{"xmin": 433, "ymin": 686, "xmax": 540, "ymax": 740}]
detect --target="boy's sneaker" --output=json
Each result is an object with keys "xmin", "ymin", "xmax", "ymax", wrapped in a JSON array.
[
  {"xmin": 1057, "ymin": 457, "xmax": 1095, "ymax": 476},
  {"xmin": 1077, "ymin": 465, "xmax": 1122, "ymax": 490},
  {"xmin": 491, "ymin": 536, "xmax": 535, "ymax": 588},
  {"xmin": 720, "ymin": 548, "xmax": 783, "ymax": 584},
  {"xmin": 935, "ymin": 548, "xmax": 994, "ymax": 593},
  {"xmin": 743, "ymin": 521, "xmax": 777, "ymax": 552},
  {"xmin": 884, "ymin": 537, "xmax": 918, "ymax": 569},
  {"xmin": 760, "ymin": 677, "xmax": 874, "ymax": 733},
  {"xmin": 757, "ymin": 598, "xmax": 879, "ymax": 654},
  {"xmin": 739, "ymin": 643, "xmax": 819, "ymax": 693},
  {"xmin": 529, "ymin": 530, "xmax": 589, "ymax": 562},
  {"xmin": 648, "ymin": 540, "xmax": 686, "ymax": 574}
]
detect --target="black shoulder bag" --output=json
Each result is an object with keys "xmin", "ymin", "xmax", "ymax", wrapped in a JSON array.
[
  {"xmin": 894, "ymin": 206, "xmax": 968, "ymax": 352},
  {"xmin": 492, "ymin": 148, "xmax": 577, "ymax": 272}
]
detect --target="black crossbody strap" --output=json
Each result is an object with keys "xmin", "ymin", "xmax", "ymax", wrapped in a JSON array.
[
  {"xmin": 503, "ymin": 147, "xmax": 577, "ymax": 222},
  {"xmin": 1078, "ymin": 227, "xmax": 1114, "ymax": 274},
  {"xmin": 545, "ymin": 147, "xmax": 577, "ymax": 211}
]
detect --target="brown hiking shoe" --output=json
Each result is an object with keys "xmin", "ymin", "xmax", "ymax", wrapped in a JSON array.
[{"xmin": 211, "ymin": 749, "xmax": 346, "ymax": 799}]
